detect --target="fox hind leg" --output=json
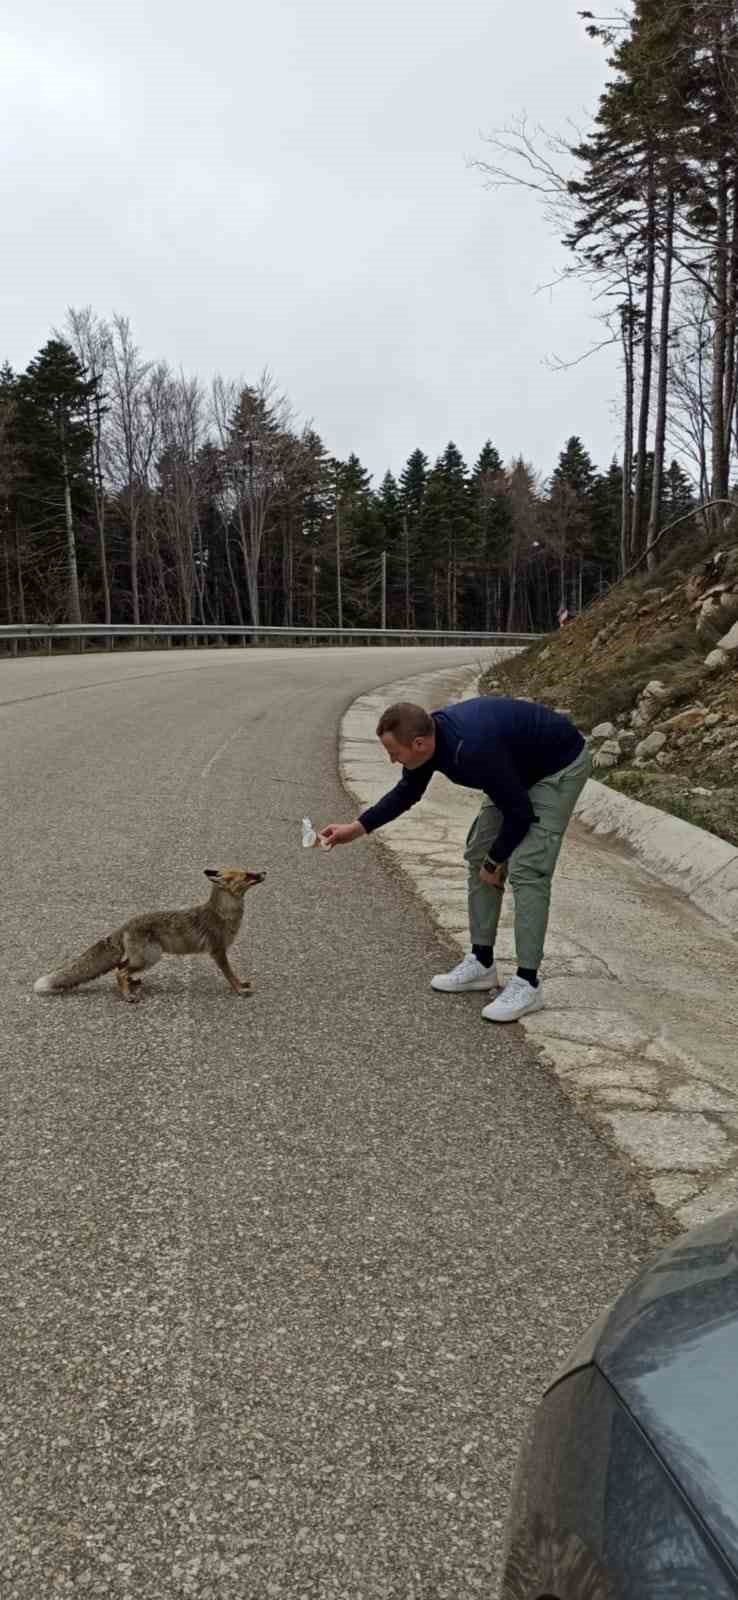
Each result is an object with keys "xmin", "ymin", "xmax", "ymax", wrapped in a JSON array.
[
  {"xmin": 115, "ymin": 959, "xmax": 140, "ymax": 1003},
  {"xmin": 115, "ymin": 933, "xmax": 162, "ymax": 1003}
]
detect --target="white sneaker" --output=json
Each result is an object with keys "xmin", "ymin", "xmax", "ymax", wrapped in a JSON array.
[
  {"xmin": 431, "ymin": 953, "xmax": 500, "ymax": 993},
  {"xmin": 482, "ymin": 976, "xmax": 544, "ymax": 1023}
]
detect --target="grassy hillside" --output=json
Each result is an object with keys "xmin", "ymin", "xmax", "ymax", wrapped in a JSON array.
[{"xmin": 482, "ymin": 524, "xmax": 738, "ymax": 847}]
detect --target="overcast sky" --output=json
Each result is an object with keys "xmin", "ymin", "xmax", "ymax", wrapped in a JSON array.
[{"xmin": 2, "ymin": 0, "xmax": 619, "ymax": 486}]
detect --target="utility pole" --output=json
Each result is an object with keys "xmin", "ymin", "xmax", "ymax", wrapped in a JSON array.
[
  {"xmin": 381, "ymin": 549, "xmax": 387, "ymax": 635},
  {"xmin": 335, "ymin": 465, "xmax": 343, "ymax": 631},
  {"xmin": 403, "ymin": 513, "xmax": 410, "ymax": 629}
]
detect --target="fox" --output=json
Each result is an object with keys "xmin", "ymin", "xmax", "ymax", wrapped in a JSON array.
[{"xmin": 34, "ymin": 866, "xmax": 266, "ymax": 1004}]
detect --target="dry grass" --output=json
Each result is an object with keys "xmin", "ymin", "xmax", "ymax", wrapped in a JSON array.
[{"xmin": 480, "ymin": 530, "xmax": 738, "ymax": 847}]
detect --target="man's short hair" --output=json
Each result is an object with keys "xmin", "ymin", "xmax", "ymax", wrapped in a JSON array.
[{"xmin": 376, "ymin": 702, "xmax": 434, "ymax": 742}]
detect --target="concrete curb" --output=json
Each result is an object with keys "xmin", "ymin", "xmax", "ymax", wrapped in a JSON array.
[
  {"xmin": 338, "ymin": 664, "xmax": 738, "ymax": 1231},
  {"xmin": 574, "ymin": 780, "xmax": 738, "ymax": 935}
]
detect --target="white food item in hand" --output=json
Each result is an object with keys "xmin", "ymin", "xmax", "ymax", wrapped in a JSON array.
[
  {"xmin": 302, "ymin": 812, "xmax": 331, "ymax": 851},
  {"xmin": 302, "ymin": 816, "xmax": 332, "ymax": 850}
]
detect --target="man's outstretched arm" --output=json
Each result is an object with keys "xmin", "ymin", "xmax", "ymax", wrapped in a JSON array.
[{"xmin": 320, "ymin": 764, "xmax": 434, "ymax": 845}]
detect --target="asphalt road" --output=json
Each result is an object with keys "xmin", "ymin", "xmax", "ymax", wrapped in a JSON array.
[{"xmin": 0, "ymin": 647, "xmax": 669, "ymax": 1600}]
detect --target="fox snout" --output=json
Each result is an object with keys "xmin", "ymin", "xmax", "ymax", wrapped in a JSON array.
[{"xmin": 204, "ymin": 866, "xmax": 266, "ymax": 893}]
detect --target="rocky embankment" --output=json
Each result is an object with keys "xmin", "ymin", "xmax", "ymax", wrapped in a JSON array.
[{"xmin": 485, "ymin": 534, "xmax": 738, "ymax": 847}]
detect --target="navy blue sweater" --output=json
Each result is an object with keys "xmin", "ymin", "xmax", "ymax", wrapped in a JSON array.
[{"xmin": 359, "ymin": 697, "xmax": 584, "ymax": 862}]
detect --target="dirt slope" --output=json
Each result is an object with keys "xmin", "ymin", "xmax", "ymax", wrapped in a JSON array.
[{"xmin": 483, "ymin": 527, "xmax": 738, "ymax": 847}]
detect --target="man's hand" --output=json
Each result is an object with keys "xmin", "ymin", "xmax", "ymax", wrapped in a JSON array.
[
  {"xmin": 318, "ymin": 821, "xmax": 366, "ymax": 848},
  {"xmin": 479, "ymin": 861, "xmax": 507, "ymax": 889}
]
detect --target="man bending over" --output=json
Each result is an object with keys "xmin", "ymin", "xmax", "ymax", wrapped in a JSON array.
[{"xmin": 320, "ymin": 696, "xmax": 591, "ymax": 1023}]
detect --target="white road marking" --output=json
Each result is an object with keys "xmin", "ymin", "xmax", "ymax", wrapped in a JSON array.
[{"xmin": 201, "ymin": 727, "xmax": 245, "ymax": 779}]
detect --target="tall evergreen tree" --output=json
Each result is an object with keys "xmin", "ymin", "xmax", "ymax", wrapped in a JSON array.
[
  {"xmin": 470, "ymin": 441, "xmax": 511, "ymax": 629},
  {"xmin": 335, "ymin": 452, "xmax": 376, "ymax": 622},
  {"xmin": 551, "ymin": 435, "xmax": 596, "ymax": 498},
  {"xmin": 418, "ymin": 443, "xmax": 472, "ymax": 629},
  {"xmin": 375, "ymin": 471, "xmax": 403, "ymax": 624},
  {"xmin": 545, "ymin": 436, "xmax": 597, "ymax": 613},
  {"xmin": 661, "ymin": 458, "xmax": 696, "ymax": 525},
  {"xmin": 399, "ymin": 448, "xmax": 428, "ymax": 520},
  {"xmin": 14, "ymin": 339, "xmax": 97, "ymax": 622},
  {"xmin": 224, "ymin": 375, "xmax": 294, "ymax": 627},
  {"xmin": 398, "ymin": 448, "xmax": 428, "ymax": 627},
  {"xmin": 506, "ymin": 458, "xmax": 540, "ymax": 631},
  {"xmin": 376, "ymin": 470, "xmax": 402, "ymax": 542},
  {"xmin": 589, "ymin": 459, "xmax": 624, "ymax": 583},
  {"xmin": 568, "ymin": 1, "xmax": 697, "ymax": 563},
  {"xmin": 687, "ymin": 1, "xmax": 738, "ymax": 512},
  {"xmin": 0, "ymin": 362, "xmax": 20, "ymax": 624}
]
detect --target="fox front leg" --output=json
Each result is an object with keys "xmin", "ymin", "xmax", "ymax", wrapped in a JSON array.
[{"xmin": 210, "ymin": 947, "xmax": 253, "ymax": 996}]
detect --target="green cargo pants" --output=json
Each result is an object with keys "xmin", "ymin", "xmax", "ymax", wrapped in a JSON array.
[{"xmin": 464, "ymin": 744, "xmax": 592, "ymax": 971}]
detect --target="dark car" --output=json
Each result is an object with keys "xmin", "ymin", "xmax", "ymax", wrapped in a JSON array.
[{"xmin": 500, "ymin": 1207, "xmax": 738, "ymax": 1599}]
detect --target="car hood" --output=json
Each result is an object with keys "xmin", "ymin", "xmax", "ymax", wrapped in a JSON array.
[{"xmin": 594, "ymin": 1207, "xmax": 738, "ymax": 1572}]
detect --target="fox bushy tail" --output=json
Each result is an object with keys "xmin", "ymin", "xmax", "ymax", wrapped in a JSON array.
[{"xmin": 34, "ymin": 934, "xmax": 123, "ymax": 994}]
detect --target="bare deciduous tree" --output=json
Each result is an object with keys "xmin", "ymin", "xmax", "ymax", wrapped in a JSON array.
[
  {"xmin": 107, "ymin": 315, "xmax": 158, "ymax": 624},
  {"xmin": 157, "ymin": 370, "xmax": 208, "ymax": 626},
  {"xmin": 64, "ymin": 306, "xmax": 113, "ymax": 623}
]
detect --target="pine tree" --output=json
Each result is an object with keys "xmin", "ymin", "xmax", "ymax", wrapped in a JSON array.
[
  {"xmin": 376, "ymin": 470, "xmax": 401, "ymax": 541},
  {"xmin": 225, "ymin": 375, "xmax": 294, "ymax": 627},
  {"xmin": 0, "ymin": 363, "xmax": 20, "ymax": 625},
  {"xmin": 545, "ymin": 437, "xmax": 597, "ymax": 614},
  {"xmin": 418, "ymin": 443, "xmax": 472, "ymax": 629},
  {"xmin": 196, "ymin": 439, "xmax": 243, "ymax": 625},
  {"xmin": 334, "ymin": 453, "xmax": 375, "ymax": 623},
  {"xmin": 470, "ymin": 442, "xmax": 510, "ymax": 629},
  {"xmin": 374, "ymin": 472, "xmax": 403, "ymax": 626},
  {"xmin": 686, "ymin": 1, "xmax": 738, "ymax": 513},
  {"xmin": 399, "ymin": 448, "xmax": 428, "ymax": 519},
  {"xmin": 295, "ymin": 430, "xmax": 334, "ymax": 627},
  {"xmin": 14, "ymin": 339, "xmax": 97, "ymax": 622},
  {"xmin": 472, "ymin": 441, "xmax": 503, "ymax": 480},
  {"xmin": 661, "ymin": 459, "xmax": 695, "ymax": 524},
  {"xmin": 551, "ymin": 436, "xmax": 596, "ymax": 498},
  {"xmin": 398, "ymin": 449, "xmax": 428, "ymax": 627},
  {"xmin": 589, "ymin": 459, "xmax": 623, "ymax": 585},
  {"xmin": 506, "ymin": 458, "xmax": 540, "ymax": 631},
  {"xmin": 568, "ymin": 1, "xmax": 697, "ymax": 563}
]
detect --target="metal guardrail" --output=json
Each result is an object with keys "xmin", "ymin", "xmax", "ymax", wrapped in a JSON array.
[{"xmin": 0, "ymin": 623, "xmax": 542, "ymax": 646}]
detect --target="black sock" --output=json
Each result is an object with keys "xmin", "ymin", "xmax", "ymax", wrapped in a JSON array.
[
  {"xmin": 517, "ymin": 967, "xmax": 539, "ymax": 988},
  {"xmin": 472, "ymin": 944, "xmax": 494, "ymax": 968}
]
